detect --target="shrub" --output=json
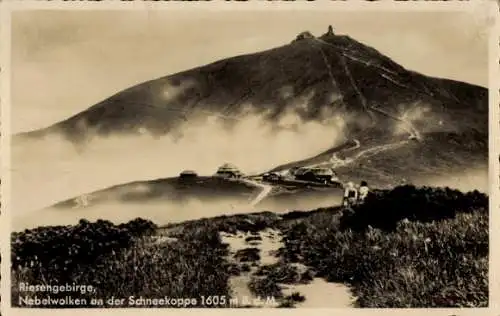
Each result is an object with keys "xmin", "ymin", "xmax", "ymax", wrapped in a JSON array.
[
  {"xmin": 340, "ymin": 185, "xmax": 488, "ymax": 231},
  {"xmin": 11, "ymin": 218, "xmax": 157, "ymax": 284},
  {"xmin": 241, "ymin": 264, "xmax": 251, "ymax": 273},
  {"xmin": 248, "ymin": 277, "xmax": 283, "ymax": 299},
  {"xmin": 11, "ymin": 218, "xmax": 231, "ymax": 308},
  {"xmin": 245, "ymin": 236, "xmax": 262, "ymax": 243},
  {"xmin": 287, "ymin": 292, "xmax": 306, "ymax": 302},
  {"xmin": 254, "ymin": 263, "xmax": 305, "ymax": 284},
  {"xmin": 234, "ymin": 248, "xmax": 260, "ymax": 263}
]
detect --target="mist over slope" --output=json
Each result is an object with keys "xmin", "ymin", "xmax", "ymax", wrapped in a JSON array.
[
  {"xmin": 11, "ymin": 28, "xmax": 488, "ymax": 218},
  {"xmin": 12, "ymin": 111, "xmax": 347, "ymax": 215}
]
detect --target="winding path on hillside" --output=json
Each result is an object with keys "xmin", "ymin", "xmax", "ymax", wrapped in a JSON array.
[
  {"xmin": 242, "ymin": 179, "xmax": 274, "ymax": 206},
  {"xmin": 312, "ymin": 37, "xmax": 422, "ymax": 141},
  {"xmin": 307, "ymin": 139, "xmax": 410, "ymax": 169}
]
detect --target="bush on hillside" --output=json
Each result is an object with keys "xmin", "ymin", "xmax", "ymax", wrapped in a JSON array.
[
  {"xmin": 340, "ymin": 185, "xmax": 488, "ymax": 231},
  {"xmin": 12, "ymin": 218, "xmax": 157, "ymax": 280},
  {"xmin": 12, "ymin": 218, "xmax": 156, "ymax": 306},
  {"xmin": 12, "ymin": 218, "xmax": 231, "ymax": 308}
]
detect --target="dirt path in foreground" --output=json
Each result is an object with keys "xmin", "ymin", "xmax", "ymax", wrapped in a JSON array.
[{"xmin": 220, "ymin": 229, "xmax": 356, "ymax": 308}]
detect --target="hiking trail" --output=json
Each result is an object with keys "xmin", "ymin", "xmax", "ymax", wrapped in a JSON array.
[
  {"xmin": 312, "ymin": 38, "xmax": 422, "ymax": 141},
  {"xmin": 220, "ymin": 229, "xmax": 356, "ymax": 308},
  {"xmin": 243, "ymin": 179, "xmax": 274, "ymax": 206}
]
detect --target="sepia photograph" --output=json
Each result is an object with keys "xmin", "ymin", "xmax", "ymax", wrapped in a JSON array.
[{"xmin": 3, "ymin": 2, "xmax": 496, "ymax": 310}]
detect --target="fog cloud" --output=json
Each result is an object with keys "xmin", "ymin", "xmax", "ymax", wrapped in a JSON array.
[{"xmin": 11, "ymin": 110, "xmax": 347, "ymax": 218}]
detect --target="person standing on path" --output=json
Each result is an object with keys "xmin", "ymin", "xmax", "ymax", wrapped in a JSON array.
[
  {"xmin": 343, "ymin": 182, "xmax": 358, "ymax": 208},
  {"xmin": 358, "ymin": 181, "xmax": 370, "ymax": 204}
]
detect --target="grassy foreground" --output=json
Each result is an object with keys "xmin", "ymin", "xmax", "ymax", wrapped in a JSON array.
[{"xmin": 11, "ymin": 185, "xmax": 488, "ymax": 308}]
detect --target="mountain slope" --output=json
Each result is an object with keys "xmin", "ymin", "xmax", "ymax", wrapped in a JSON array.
[{"xmin": 17, "ymin": 29, "xmax": 487, "ymax": 144}]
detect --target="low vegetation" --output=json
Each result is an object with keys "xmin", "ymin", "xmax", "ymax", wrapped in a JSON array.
[
  {"xmin": 340, "ymin": 185, "xmax": 488, "ymax": 231},
  {"xmin": 245, "ymin": 236, "xmax": 262, "ymax": 242},
  {"xmin": 12, "ymin": 219, "xmax": 231, "ymax": 308},
  {"xmin": 12, "ymin": 218, "xmax": 156, "ymax": 283},
  {"xmin": 282, "ymin": 186, "xmax": 488, "ymax": 307},
  {"xmin": 254, "ymin": 263, "xmax": 311, "ymax": 285},
  {"xmin": 234, "ymin": 248, "xmax": 261, "ymax": 263},
  {"xmin": 163, "ymin": 211, "xmax": 282, "ymax": 235},
  {"xmin": 11, "ymin": 185, "xmax": 488, "ymax": 308},
  {"xmin": 248, "ymin": 277, "xmax": 283, "ymax": 299},
  {"xmin": 280, "ymin": 292, "xmax": 306, "ymax": 308}
]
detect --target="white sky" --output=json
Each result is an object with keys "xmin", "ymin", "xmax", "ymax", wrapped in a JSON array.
[{"xmin": 11, "ymin": 8, "xmax": 491, "ymax": 133}]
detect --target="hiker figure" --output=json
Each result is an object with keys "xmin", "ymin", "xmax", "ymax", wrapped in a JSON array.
[
  {"xmin": 343, "ymin": 182, "xmax": 358, "ymax": 208},
  {"xmin": 358, "ymin": 181, "xmax": 369, "ymax": 204}
]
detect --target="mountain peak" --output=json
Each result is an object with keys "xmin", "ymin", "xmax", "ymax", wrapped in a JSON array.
[{"xmin": 293, "ymin": 25, "xmax": 336, "ymax": 43}]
